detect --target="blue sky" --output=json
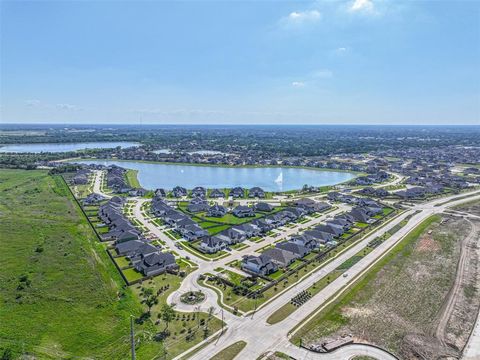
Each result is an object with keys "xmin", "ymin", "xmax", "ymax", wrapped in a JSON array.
[{"xmin": 1, "ymin": 0, "xmax": 479, "ymax": 125}]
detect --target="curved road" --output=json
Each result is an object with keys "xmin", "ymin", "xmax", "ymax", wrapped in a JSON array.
[{"xmin": 93, "ymin": 170, "xmax": 480, "ymax": 360}]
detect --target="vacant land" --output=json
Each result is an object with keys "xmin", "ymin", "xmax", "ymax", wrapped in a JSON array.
[
  {"xmin": 0, "ymin": 170, "xmax": 145, "ymax": 358},
  {"xmin": 292, "ymin": 215, "xmax": 478, "ymax": 359},
  {"xmin": 454, "ymin": 199, "xmax": 480, "ymax": 216}
]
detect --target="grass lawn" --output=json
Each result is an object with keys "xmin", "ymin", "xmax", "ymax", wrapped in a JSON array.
[
  {"xmin": 205, "ymin": 224, "xmax": 231, "ymax": 235},
  {"xmin": 268, "ymin": 269, "xmax": 285, "ymax": 280},
  {"xmin": 210, "ymin": 340, "xmax": 247, "ymax": 360},
  {"xmin": 114, "ymin": 256, "xmax": 131, "ymax": 268},
  {"xmin": 382, "ymin": 207, "xmax": 394, "ymax": 215},
  {"xmin": 287, "ymin": 259, "xmax": 304, "ymax": 270},
  {"xmin": 197, "ymin": 220, "xmax": 223, "ymax": 229},
  {"xmin": 199, "ymin": 212, "xmax": 263, "ymax": 225},
  {"xmin": 0, "ymin": 170, "xmax": 154, "ymax": 359},
  {"xmin": 123, "ymin": 267, "xmax": 145, "ymax": 282},
  {"xmin": 131, "ymin": 268, "xmax": 224, "ymax": 359},
  {"xmin": 230, "ymin": 242, "xmax": 249, "ymax": 251},
  {"xmin": 355, "ymin": 222, "xmax": 369, "ymax": 228},
  {"xmin": 221, "ymin": 270, "xmax": 246, "ymax": 286},
  {"xmin": 125, "ymin": 169, "xmax": 141, "ymax": 188}
]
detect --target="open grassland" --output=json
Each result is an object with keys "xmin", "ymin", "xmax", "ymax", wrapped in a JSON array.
[
  {"xmin": 0, "ymin": 169, "xmax": 148, "ymax": 359},
  {"xmin": 291, "ymin": 215, "xmax": 476, "ymax": 359}
]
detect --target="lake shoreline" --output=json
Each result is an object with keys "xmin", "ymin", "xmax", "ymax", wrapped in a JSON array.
[
  {"xmin": 63, "ymin": 157, "xmax": 364, "ymax": 175},
  {"xmin": 67, "ymin": 158, "xmax": 360, "ymax": 191}
]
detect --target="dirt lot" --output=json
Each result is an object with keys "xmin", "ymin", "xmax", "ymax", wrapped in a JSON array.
[
  {"xmin": 454, "ymin": 199, "xmax": 480, "ymax": 217},
  {"xmin": 301, "ymin": 215, "xmax": 480, "ymax": 359}
]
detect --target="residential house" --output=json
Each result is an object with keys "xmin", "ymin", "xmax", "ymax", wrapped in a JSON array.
[
  {"xmin": 262, "ymin": 248, "xmax": 298, "ymax": 268},
  {"xmin": 172, "ymin": 186, "xmax": 188, "ymax": 198},
  {"xmin": 207, "ymin": 204, "xmax": 227, "ymax": 217},
  {"xmin": 254, "ymin": 202, "xmax": 274, "ymax": 212},
  {"xmin": 248, "ymin": 187, "xmax": 265, "ymax": 198},
  {"xmin": 230, "ymin": 187, "xmax": 245, "ymax": 198},
  {"xmin": 210, "ymin": 188, "xmax": 226, "ymax": 198},
  {"xmin": 276, "ymin": 241, "xmax": 309, "ymax": 258},
  {"xmin": 199, "ymin": 236, "xmax": 228, "ymax": 253},
  {"xmin": 134, "ymin": 252, "xmax": 178, "ymax": 277},
  {"xmin": 241, "ymin": 254, "xmax": 278, "ymax": 276},
  {"xmin": 232, "ymin": 205, "xmax": 255, "ymax": 218}
]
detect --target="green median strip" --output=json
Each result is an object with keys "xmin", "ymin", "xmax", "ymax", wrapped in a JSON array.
[
  {"xmin": 266, "ymin": 246, "xmax": 374, "ymax": 325},
  {"xmin": 210, "ymin": 341, "xmax": 247, "ymax": 360}
]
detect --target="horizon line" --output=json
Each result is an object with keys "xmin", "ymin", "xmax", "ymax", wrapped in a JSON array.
[{"xmin": 1, "ymin": 122, "xmax": 480, "ymax": 127}]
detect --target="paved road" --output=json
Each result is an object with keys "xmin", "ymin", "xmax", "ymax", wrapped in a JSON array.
[
  {"xmin": 92, "ymin": 170, "xmax": 111, "ymax": 198},
  {"xmin": 94, "ymin": 168, "xmax": 480, "ymax": 359},
  {"xmin": 131, "ymin": 198, "xmax": 349, "ymax": 316},
  {"xmin": 179, "ymin": 191, "xmax": 480, "ymax": 360}
]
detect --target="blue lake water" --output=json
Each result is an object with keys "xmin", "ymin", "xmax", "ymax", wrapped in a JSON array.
[
  {"xmin": 0, "ymin": 142, "xmax": 140, "ymax": 153},
  {"xmin": 74, "ymin": 159, "xmax": 356, "ymax": 191}
]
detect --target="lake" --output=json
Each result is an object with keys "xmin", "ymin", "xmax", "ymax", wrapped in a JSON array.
[
  {"xmin": 0, "ymin": 142, "xmax": 140, "ymax": 153},
  {"xmin": 74, "ymin": 159, "xmax": 356, "ymax": 191}
]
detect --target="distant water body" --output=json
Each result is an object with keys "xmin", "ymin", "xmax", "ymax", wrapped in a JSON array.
[
  {"xmin": 74, "ymin": 159, "xmax": 356, "ymax": 191},
  {"xmin": 0, "ymin": 142, "xmax": 140, "ymax": 153}
]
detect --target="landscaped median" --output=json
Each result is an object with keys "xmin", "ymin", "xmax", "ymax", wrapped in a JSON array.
[
  {"xmin": 288, "ymin": 215, "xmax": 441, "ymax": 350},
  {"xmin": 210, "ymin": 340, "xmax": 247, "ymax": 360},
  {"xmin": 197, "ymin": 208, "xmax": 404, "ymax": 315},
  {"xmin": 266, "ymin": 245, "xmax": 377, "ymax": 325}
]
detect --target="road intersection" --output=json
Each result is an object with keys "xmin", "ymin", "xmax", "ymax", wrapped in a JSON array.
[{"xmin": 91, "ymin": 170, "xmax": 480, "ymax": 360}]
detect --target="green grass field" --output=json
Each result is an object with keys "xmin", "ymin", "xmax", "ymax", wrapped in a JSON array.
[
  {"xmin": 210, "ymin": 340, "xmax": 247, "ymax": 360},
  {"xmin": 0, "ymin": 169, "xmax": 149, "ymax": 359},
  {"xmin": 125, "ymin": 169, "xmax": 141, "ymax": 188}
]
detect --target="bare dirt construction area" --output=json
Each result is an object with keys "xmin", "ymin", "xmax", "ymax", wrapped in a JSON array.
[
  {"xmin": 454, "ymin": 199, "xmax": 480, "ymax": 217},
  {"xmin": 299, "ymin": 215, "xmax": 480, "ymax": 360}
]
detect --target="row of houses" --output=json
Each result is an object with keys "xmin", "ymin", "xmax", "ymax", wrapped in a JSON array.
[
  {"xmin": 97, "ymin": 196, "xmax": 178, "ymax": 277},
  {"xmin": 151, "ymin": 196, "xmax": 209, "ymax": 241},
  {"xmin": 161, "ymin": 186, "xmax": 267, "ymax": 199},
  {"xmin": 105, "ymin": 165, "xmax": 129, "ymax": 192},
  {"xmin": 240, "ymin": 202, "xmax": 384, "ymax": 276},
  {"xmin": 394, "ymin": 186, "xmax": 444, "ymax": 199},
  {"xmin": 351, "ymin": 171, "xmax": 389, "ymax": 186},
  {"xmin": 199, "ymin": 200, "xmax": 332, "ymax": 254},
  {"xmin": 186, "ymin": 199, "xmax": 273, "ymax": 218}
]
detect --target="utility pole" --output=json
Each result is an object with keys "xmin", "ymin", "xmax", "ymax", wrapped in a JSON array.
[
  {"xmin": 221, "ymin": 307, "xmax": 224, "ymax": 334},
  {"xmin": 130, "ymin": 316, "xmax": 136, "ymax": 360}
]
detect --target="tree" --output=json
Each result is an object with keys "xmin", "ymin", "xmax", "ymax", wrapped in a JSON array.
[
  {"xmin": 161, "ymin": 304, "xmax": 176, "ymax": 332},
  {"xmin": 145, "ymin": 295, "xmax": 158, "ymax": 314}
]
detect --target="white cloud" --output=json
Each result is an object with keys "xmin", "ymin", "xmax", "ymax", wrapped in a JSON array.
[
  {"xmin": 349, "ymin": 0, "xmax": 374, "ymax": 13},
  {"xmin": 289, "ymin": 10, "xmax": 321, "ymax": 22},
  {"xmin": 292, "ymin": 81, "xmax": 306, "ymax": 88},
  {"xmin": 281, "ymin": 9, "xmax": 321, "ymax": 27}
]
